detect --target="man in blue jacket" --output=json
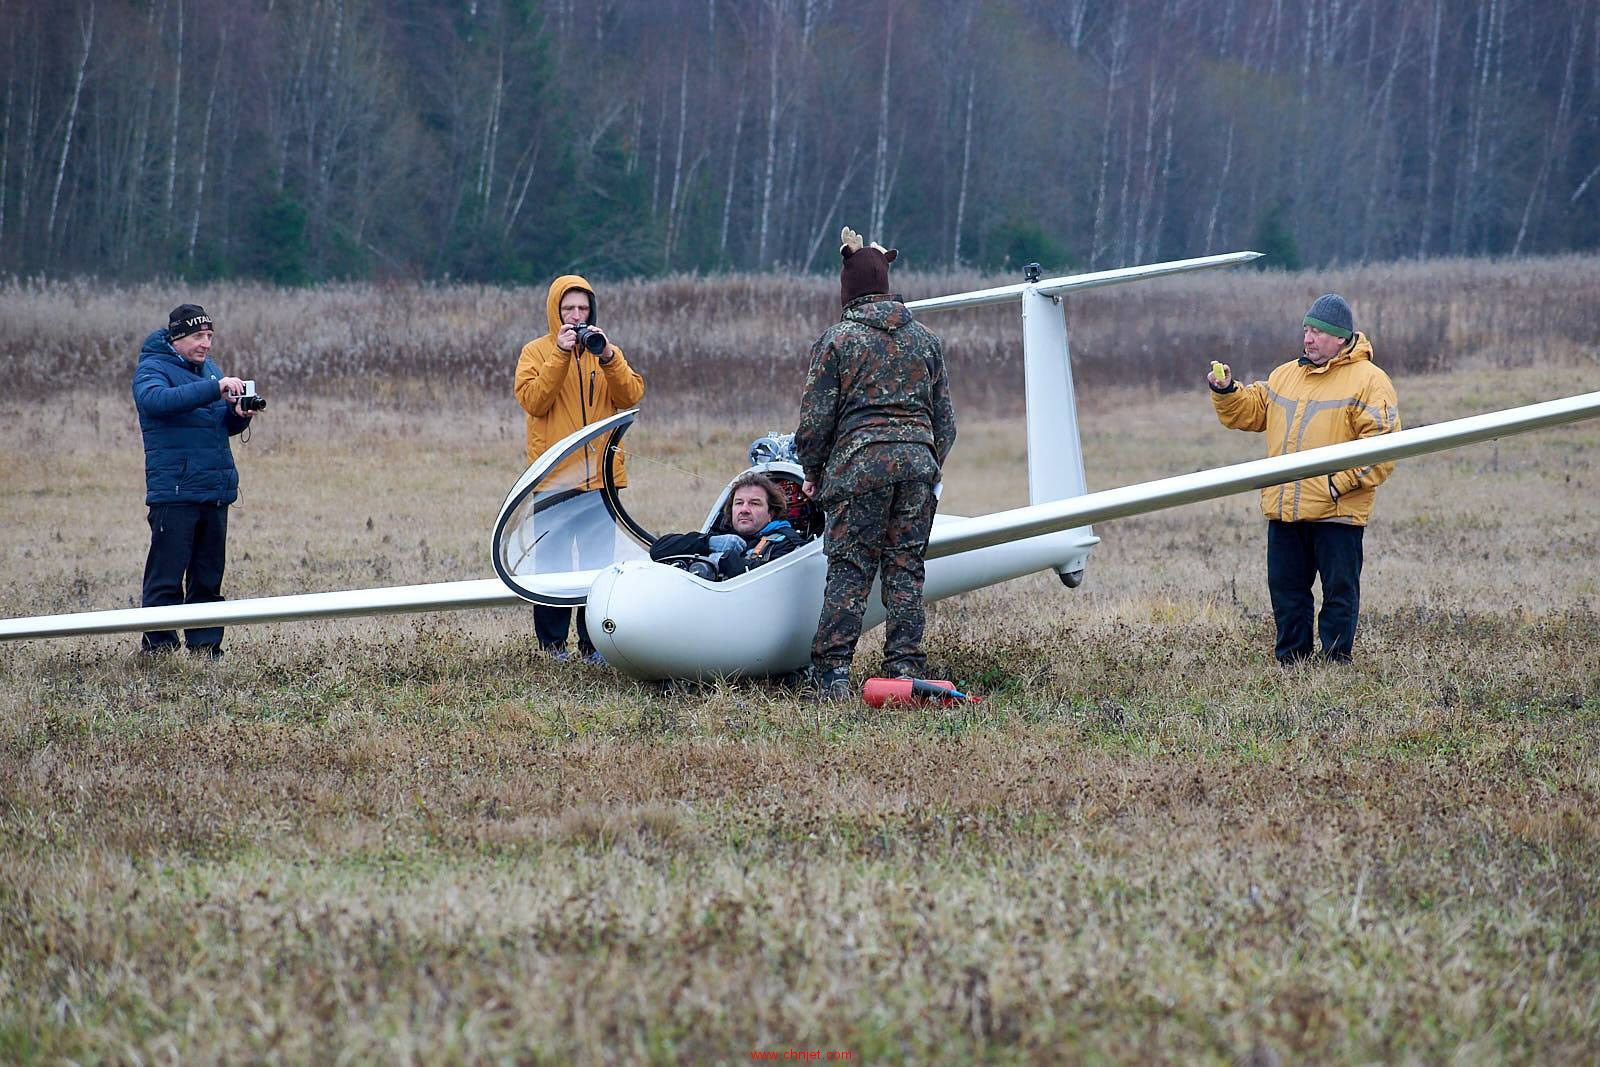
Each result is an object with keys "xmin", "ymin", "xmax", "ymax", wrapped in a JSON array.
[{"xmin": 132, "ymin": 304, "xmax": 261, "ymax": 655}]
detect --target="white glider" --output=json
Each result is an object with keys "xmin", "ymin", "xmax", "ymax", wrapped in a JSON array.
[{"xmin": 5, "ymin": 251, "xmax": 1598, "ymax": 681}]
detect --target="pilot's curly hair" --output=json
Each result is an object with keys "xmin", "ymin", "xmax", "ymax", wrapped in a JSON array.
[{"xmin": 721, "ymin": 472, "xmax": 787, "ymax": 528}]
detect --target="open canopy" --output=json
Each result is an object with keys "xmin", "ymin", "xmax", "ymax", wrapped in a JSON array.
[
  {"xmin": 491, "ymin": 409, "xmax": 654, "ymax": 606},
  {"xmin": 491, "ymin": 413, "xmax": 829, "ymax": 607}
]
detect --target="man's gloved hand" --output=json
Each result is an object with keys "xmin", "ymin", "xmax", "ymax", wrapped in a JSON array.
[
  {"xmin": 1208, "ymin": 360, "xmax": 1234, "ymax": 391},
  {"xmin": 708, "ymin": 534, "xmax": 746, "ymax": 554}
]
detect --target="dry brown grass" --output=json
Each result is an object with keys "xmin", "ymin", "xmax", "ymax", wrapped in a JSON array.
[
  {"xmin": 6, "ymin": 255, "xmax": 1599, "ymax": 413},
  {"xmin": 1, "ymin": 280, "xmax": 1599, "ymax": 1063}
]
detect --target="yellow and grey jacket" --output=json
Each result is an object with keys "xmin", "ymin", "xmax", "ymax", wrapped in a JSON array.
[
  {"xmin": 514, "ymin": 274, "xmax": 646, "ymax": 490},
  {"xmin": 1212, "ymin": 332, "xmax": 1399, "ymax": 525}
]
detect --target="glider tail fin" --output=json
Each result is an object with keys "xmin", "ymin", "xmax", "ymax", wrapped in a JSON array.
[{"xmin": 1023, "ymin": 286, "xmax": 1091, "ymax": 585}]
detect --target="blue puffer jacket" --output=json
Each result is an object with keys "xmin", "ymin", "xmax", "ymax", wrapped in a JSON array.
[{"xmin": 132, "ymin": 329, "xmax": 249, "ymax": 505}]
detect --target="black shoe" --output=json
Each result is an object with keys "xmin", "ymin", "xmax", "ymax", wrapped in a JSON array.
[
  {"xmin": 772, "ymin": 668, "xmax": 811, "ymax": 691},
  {"xmin": 187, "ymin": 644, "xmax": 224, "ymax": 659},
  {"xmin": 883, "ymin": 659, "xmax": 933, "ymax": 681},
  {"xmin": 808, "ymin": 665, "xmax": 853, "ymax": 702}
]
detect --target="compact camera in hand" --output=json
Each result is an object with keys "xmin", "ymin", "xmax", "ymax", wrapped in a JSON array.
[
  {"xmin": 237, "ymin": 380, "xmax": 267, "ymax": 412},
  {"xmin": 571, "ymin": 324, "xmax": 608, "ymax": 356}
]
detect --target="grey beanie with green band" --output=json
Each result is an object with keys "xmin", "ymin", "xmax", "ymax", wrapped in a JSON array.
[{"xmin": 1303, "ymin": 293, "xmax": 1354, "ymax": 339}]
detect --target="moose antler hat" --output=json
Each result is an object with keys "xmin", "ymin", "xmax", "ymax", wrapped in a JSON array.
[{"xmin": 838, "ymin": 225, "xmax": 898, "ymax": 306}]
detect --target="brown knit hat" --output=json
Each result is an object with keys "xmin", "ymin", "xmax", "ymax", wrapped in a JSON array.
[{"xmin": 839, "ymin": 226, "xmax": 897, "ymax": 306}]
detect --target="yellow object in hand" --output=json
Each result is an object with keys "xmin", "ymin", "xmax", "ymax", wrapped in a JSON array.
[{"xmin": 1210, "ymin": 360, "xmax": 1229, "ymax": 382}]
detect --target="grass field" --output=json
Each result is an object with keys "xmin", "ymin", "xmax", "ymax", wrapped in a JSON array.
[{"xmin": 2, "ymin": 270, "xmax": 1599, "ymax": 1063}]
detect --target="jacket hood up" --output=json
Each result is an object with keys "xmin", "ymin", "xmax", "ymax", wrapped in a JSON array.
[
  {"xmin": 545, "ymin": 274, "xmax": 596, "ymax": 337},
  {"xmin": 514, "ymin": 274, "xmax": 646, "ymax": 489}
]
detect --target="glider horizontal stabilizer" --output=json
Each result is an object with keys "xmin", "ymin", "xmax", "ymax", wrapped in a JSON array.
[{"xmin": 907, "ymin": 251, "xmax": 1263, "ymax": 313}]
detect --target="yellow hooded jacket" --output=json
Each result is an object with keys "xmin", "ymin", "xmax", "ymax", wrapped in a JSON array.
[
  {"xmin": 1212, "ymin": 332, "xmax": 1400, "ymax": 525},
  {"xmin": 514, "ymin": 274, "xmax": 646, "ymax": 490}
]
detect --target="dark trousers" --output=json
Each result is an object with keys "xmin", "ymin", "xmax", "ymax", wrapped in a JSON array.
[
  {"xmin": 813, "ymin": 480, "xmax": 938, "ymax": 676},
  {"xmin": 141, "ymin": 502, "xmax": 229, "ymax": 651},
  {"xmin": 1266, "ymin": 519, "xmax": 1364, "ymax": 663},
  {"xmin": 534, "ymin": 605, "xmax": 592, "ymax": 655}
]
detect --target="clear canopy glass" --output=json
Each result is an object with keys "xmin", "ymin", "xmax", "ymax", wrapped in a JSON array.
[{"xmin": 492, "ymin": 410, "xmax": 653, "ymax": 606}]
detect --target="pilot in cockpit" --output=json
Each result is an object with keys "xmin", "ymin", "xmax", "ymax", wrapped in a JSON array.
[{"xmin": 649, "ymin": 472, "xmax": 810, "ymax": 580}]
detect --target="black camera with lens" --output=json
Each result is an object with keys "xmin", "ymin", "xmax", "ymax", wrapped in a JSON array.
[
  {"xmin": 237, "ymin": 380, "xmax": 267, "ymax": 412},
  {"xmin": 571, "ymin": 324, "xmax": 608, "ymax": 356}
]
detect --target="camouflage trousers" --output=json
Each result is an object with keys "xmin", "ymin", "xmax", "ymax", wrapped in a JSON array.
[{"xmin": 812, "ymin": 479, "xmax": 938, "ymax": 676}]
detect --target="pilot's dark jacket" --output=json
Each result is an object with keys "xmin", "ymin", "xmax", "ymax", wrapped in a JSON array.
[
  {"xmin": 733, "ymin": 519, "xmax": 806, "ymax": 568},
  {"xmin": 650, "ymin": 519, "xmax": 805, "ymax": 578},
  {"xmin": 133, "ymin": 329, "xmax": 250, "ymax": 505}
]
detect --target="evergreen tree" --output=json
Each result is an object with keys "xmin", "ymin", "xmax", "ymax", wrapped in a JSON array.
[{"xmin": 1252, "ymin": 202, "xmax": 1301, "ymax": 272}]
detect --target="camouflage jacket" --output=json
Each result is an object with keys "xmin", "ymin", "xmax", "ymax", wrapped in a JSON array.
[{"xmin": 795, "ymin": 295, "xmax": 957, "ymax": 506}]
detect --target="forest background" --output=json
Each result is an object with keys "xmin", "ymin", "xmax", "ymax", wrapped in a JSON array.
[{"xmin": 4, "ymin": 0, "xmax": 1599, "ymax": 285}]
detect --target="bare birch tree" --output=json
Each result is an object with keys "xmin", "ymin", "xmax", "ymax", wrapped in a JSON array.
[
  {"xmin": 756, "ymin": 0, "xmax": 787, "ymax": 266},
  {"xmin": 164, "ymin": 0, "xmax": 182, "ymax": 221},
  {"xmin": 1512, "ymin": 3, "xmax": 1580, "ymax": 254},
  {"xmin": 1416, "ymin": 0, "xmax": 1444, "ymax": 257},
  {"xmin": 1089, "ymin": 4, "xmax": 1130, "ymax": 268},
  {"xmin": 46, "ymin": 2, "xmax": 93, "ymax": 243},
  {"xmin": 867, "ymin": 2, "xmax": 894, "ymax": 240},
  {"xmin": 951, "ymin": 68, "xmax": 974, "ymax": 267},
  {"xmin": 186, "ymin": 25, "xmax": 226, "ymax": 264}
]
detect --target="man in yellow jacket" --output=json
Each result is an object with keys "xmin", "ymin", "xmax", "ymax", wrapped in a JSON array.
[
  {"xmin": 514, "ymin": 274, "xmax": 646, "ymax": 660},
  {"xmin": 1208, "ymin": 294, "xmax": 1400, "ymax": 664}
]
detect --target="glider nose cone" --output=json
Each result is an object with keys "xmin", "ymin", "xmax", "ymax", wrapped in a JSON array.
[
  {"xmin": 584, "ymin": 562, "xmax": 650, "ymax": 679},
  {"xmin": 587, "ymin": 560, "xmax": 713, "ymax": 680},
  {"xmin": 583, "ymin": 555, "xmax": 824, "ymax": 681}
]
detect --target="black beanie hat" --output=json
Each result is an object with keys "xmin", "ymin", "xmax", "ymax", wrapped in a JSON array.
[
  {"xmin": 1303, "ymin": 294, "xmax": 1354, "ymax": 339},
  {"xmin": 168, "ymin": 304, "xmax": 214, "ymax": 340},
  {"xmin": 840, "ymin": 245, "xmax": 898, "ymax": 306}
]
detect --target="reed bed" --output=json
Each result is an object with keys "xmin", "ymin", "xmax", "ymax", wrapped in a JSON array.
[{"xmin": 5, "ymin": 256, "xmax": 1598, "ymax": 415}]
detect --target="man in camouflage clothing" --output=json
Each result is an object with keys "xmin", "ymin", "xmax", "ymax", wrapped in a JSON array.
[{"xmin": 797, "ymin": 227, "xmax": 958, "ymax": 698}]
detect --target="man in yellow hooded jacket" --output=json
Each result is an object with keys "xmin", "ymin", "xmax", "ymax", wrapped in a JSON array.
[
  {"xmin": 1208, "ymin": 294, "xmax": 1400, "ymax": 664},
  {"xmin": 514, "ymin": 274, "xmax": 646, "ymax": 660}
]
